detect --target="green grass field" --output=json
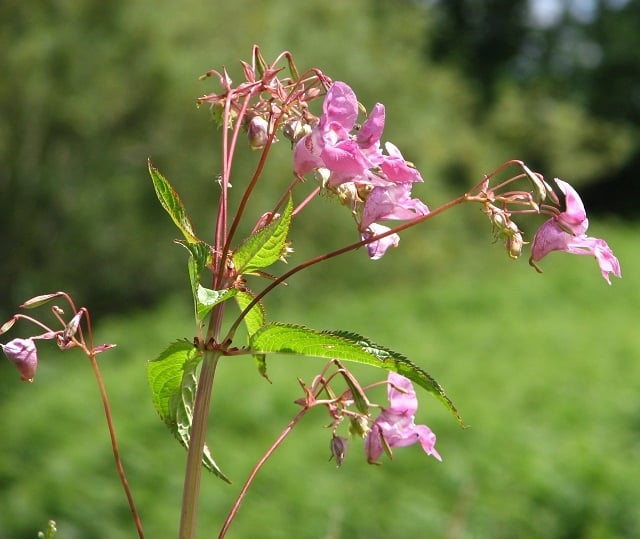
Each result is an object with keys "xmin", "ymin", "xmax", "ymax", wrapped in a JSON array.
[{"xmin": 1, "ymin": 221, "xmax": 638, "ymax": 539}]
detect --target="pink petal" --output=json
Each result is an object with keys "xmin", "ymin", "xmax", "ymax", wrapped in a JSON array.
[
  {"xmin": 361, "ymin": 224, "xmax": 400, "ymax": 260},
  {"xmin": 321, "ymin": 82, "xmax": 359, "ymax": 131},
  {"xmin": 379, "ymin": 142, "xmax": 424, "ymax": 184},
  {"xmin": 530, "ymin": 219, "xmax": 570, "ymax": 261},
  {"xmin": 387, "ymin": 372, "xmax": 418, "ymax": 415},
  {"xmin": 554, "ymin": 179, "xmax": 588, "ymax": 233},
  {"xmin": 357, "ymin": 103, "xmax": 385, "ymax": 153},
  {"xmin": 361, "ymin": 184, "xmax": 429, "ymax": 230},
  {"xmin": 415, "ymin": 425, "xmax": 442, "ymax": 461}
]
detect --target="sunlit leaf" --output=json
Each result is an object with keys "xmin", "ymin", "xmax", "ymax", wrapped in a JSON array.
[
  {"xmin": 232, "ymin": 195, "xmax": 293, "ymax": 275},
  {"xmin": 235, "ymin": 290, "xmax": 268, "ymax": 380},
  {"xmin": 148, "ymin": 160, "xmax": 199, "ymax": 244},
  {"xmin": 249, "ymin": 323, "xmax": 464, "ymax": 426},
  {"xmin": 196, "ymin": 285, "xmax": 237, "ymax": 320}
]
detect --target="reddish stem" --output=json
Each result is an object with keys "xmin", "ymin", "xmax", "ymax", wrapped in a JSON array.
[{"xmin": 217, "ymin": 406, "xmax": 309, "ymax": 539}]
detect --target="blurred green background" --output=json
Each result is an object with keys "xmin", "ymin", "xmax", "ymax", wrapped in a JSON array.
[{"xmin": 1, "ymin": 0, "xmax": 639, "ymax": 537}]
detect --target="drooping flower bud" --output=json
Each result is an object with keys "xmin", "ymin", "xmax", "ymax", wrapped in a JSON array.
[
  {"xmin": 522, "ymin": 164, "xmax": 548, "ymax": 204},
  {"xmin": 283, "ymin": 118, "xmax": 311, "ymax": 144},
  {"xmin": 349, "ymin": 415, "xmax": 370, "ymax": 438},
  {"xmin": 2, "ymin": 338, "xmax": 38, "ymax": 382},
  {"xmin": 506, "ymin": 229, "xmax": 525, "ymax": 260},
  {"xmin": 247, "ymin": 116, "xmax": 270, "ymax": 150},
  {"xmin": 329, "ymin": 434, "xmax": 349, "ymax": 467}
]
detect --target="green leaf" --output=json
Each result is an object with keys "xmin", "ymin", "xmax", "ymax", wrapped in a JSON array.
[
  {"xmin": 196, "ymin": 285, "xmax": 237, "ymax": 321},
  {"xmin": 232, "ymin": 196, "xmax": 293, "ymax": 275},
  {"xmin": 235, "ymin": 290, "xmax": 268, "ymax": 379},
  {"xmin": 178, "ymin": 240, "xmax": 236, "ymax": 321},
  {"xmin": 147, "ymin": 340, "xmax": 230, "ymax": 482},
  {"xmin": 234, "ymin": 290, "xmax": 265, "ymax": 337},
  {"xmin": 148, "ymin": 160, "xmax": 199, "ymax": 244},
  {"xmin": 249, "ymin": 323, "xmax": 464, "ymax": 426},
  {"xmin": 182, "ymin": 240, "xmax": 211, "ymax": 290}
]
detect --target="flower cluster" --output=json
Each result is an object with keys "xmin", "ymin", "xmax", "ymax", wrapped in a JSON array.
[
  {"xmin": 1, "ymin": 293, "xmax": 115, "ymax": 382},
  {"xmin": 530, "ymin": 178, "xmax": 621, "ymax": 284},
  {"xmin": 294, "ymin": 82, "xmax": 429, "ymax": 259}
]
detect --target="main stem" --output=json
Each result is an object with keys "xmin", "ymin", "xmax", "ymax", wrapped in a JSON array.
[{"xmin": 178, "ymin": 349, "xmax": 222, "ymax": 539}]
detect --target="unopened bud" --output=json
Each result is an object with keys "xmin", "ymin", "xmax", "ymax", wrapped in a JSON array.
[
  {"xmin": 348, "ymin": 415, "xmax": 370, "ymax": 438},
  {"xmin": 506, "ymin": 230, "xmax": 524, "ymax": 259},
  {"xmin": 283, "ymin": 119, "xmax": 311, "ymax": 144},
  {"xmin": 251, "ymin": 211, "xmax": 279, "ymax": 234},
  {"xmin": 522, "ymin": 165, "xmax": 547, "ymax": 204},
  {"xmin": 59, "ymin": 311, "xmax": 83, "ymax": 349},
  {"xmin": 2, "ymin": 338, "xmax": 38, "ymax": 382},
  {"xmin": 247, "ymin": 116, "xmax": 270, "ymax": 150},
  {"xmin": 484, "ymin": 204, "xmax": 510, "ymax": 234},
  {"xmin": 314, "ymin": 167, "xmax": 331, "ymax": 188},
  {"xmin": 329, "ymin": 435, "xmax": 349, "ymax": 467},
  {"xmin": 21, "ymin": 292, "xmax": 65, "ymax": 309},
  {"xmin": 336, "ymin": 182, "xmax": 359, "ymax": 209}
]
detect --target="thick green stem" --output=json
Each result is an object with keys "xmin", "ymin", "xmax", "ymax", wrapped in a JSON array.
[{"xmin": 178, "ymin": 349, "xmax": 221, "ymax": 539}]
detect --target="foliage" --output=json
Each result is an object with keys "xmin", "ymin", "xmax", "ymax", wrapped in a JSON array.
[
  {"xmin": 1, "ymin": 2, "xmax": 635, "ymax": 537},
  {"xmin": 0, "ymin": 223, "xmax": 637, "ymax": 538}
]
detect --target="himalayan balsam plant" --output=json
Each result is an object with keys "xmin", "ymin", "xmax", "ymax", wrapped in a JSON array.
[{"xmin": 1, "ymin": 46, "xmax": 621, "ymax": 539}]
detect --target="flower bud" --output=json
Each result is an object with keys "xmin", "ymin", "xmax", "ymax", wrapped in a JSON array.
[
  {"xmin": 314, "ymin": 167, "xmax": 331, "ymax": 188},
  {"xmin": 506, "ymin": 230, "xmax": 524, "ymax": 260},
  {"xmin": 247, "ymin": 116, "xmax": 270, "ymax": 150},
  {"xmin": 2, "ymin": 338, "xmax": 38, "ymax": 382},
  {"xmin": 348, "ymin": 415, "xmax": 370, "ymax": 438},
  {"xmin": 251, "ymin": 211, "xmax": 279, "ymax": 234},
  {"xmin": 283, "ymin": 118, "xmax": 311, "ymax": 144},
  {"xmin": 59, "ymin": 311, "xmax": 83, "ymax": 349},
  {"xmin": 522, "ymin": 164, "xmax": 547, "ymax": 203},
  {"xmin": 329, "ymin": 435, "xmax": 349, "ymax": 467}
]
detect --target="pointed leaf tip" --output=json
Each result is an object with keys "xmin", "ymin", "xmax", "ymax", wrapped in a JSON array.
[{"xmin": 148, "ymin": 162, "xmax": 199, "ymax": 244}]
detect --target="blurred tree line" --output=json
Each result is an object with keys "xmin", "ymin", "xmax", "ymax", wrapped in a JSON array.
[{"xmin": 1, "ymin": 0, "xmax": 637, "ymax": 319}]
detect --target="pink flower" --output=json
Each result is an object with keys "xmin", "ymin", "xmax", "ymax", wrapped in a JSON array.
[
  {"xmin": 2, "ymin": 338, "xmax": 38, "ymax": 382},
  {"xmin": 530, "ymin": 179, "xmax": 621, "ymax": 284},
  {"xmin": 365, "ymin": 371, "xmax": 441, "ymax": 463}
]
